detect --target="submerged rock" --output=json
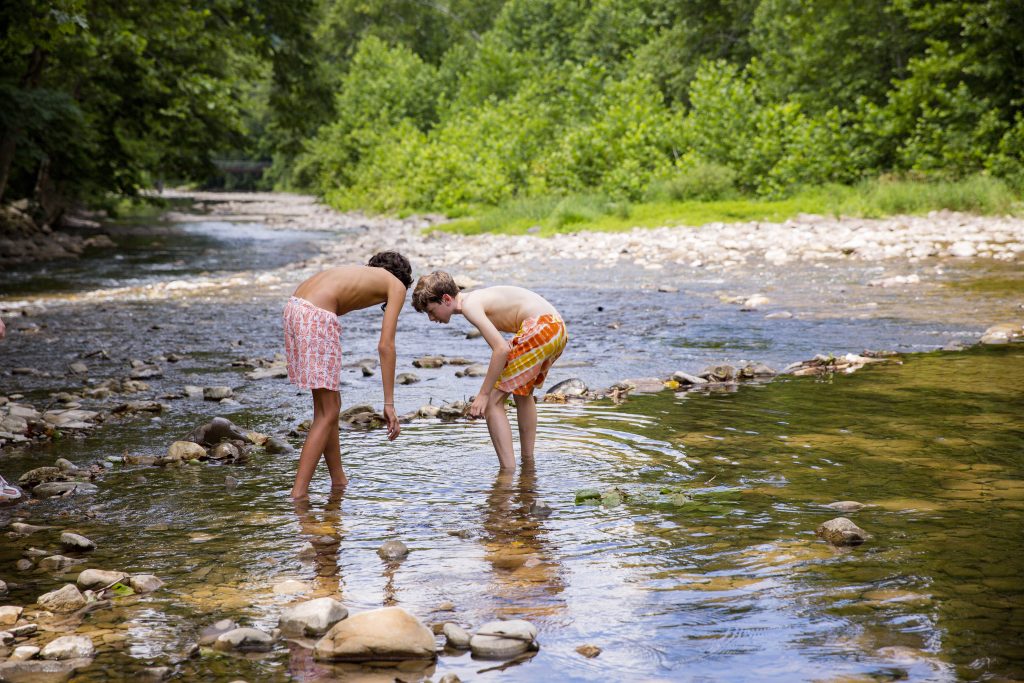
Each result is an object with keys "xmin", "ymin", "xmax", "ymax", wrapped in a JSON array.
[
  {"xmin": 198, "ymin": 619, "xmax": 239, "ymax": 646},
  {"xmin": 129, "ymin": 575, "xmax": 164, "ymax": 593},
  {"xmin": 412, "ymin": 356, "xmax": 445, "ymax": 369},
  {"xmin": 264, "ymin": 436, "xmax": 293, "ymax": 453},
  {"xmin": 547, "ymin": 378, "xmax": 588, "ymax": 397},
  {"xmin": 576, "ymin": 644, "xmax": 602, "ymax": 658},
  {"xmin": 469, "ymin": 619, "xmax": 538, "ymax": 659},
  {"xmin": 816, "ymin": 517, "xmax": 869, "ymax": 546},
  {"xmin": 0, "ymin": 658, "xmax": 94, "ymax": 682},
  {"xmin": 824, "ymin": 501, "xmax": 867, "ymax": 512},
  {"xmin": 313, "ymin": 607, "xmax": 435, "ymax": 662}
]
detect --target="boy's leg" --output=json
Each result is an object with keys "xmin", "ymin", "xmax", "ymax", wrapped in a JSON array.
[
  {"xmin": 291, "ymin": 388, "xmax": 341, "ymax": 499},
  {"xmin": 513, "ymin": 393, "xmax": 537, "ymax": 465},
  {"xmin": 484, "ymin": 387, "xmax": 516, "ymax": 470},
  {"xmin": 323, "ymin": 412, "xmax": 347, "ymax": 490}
]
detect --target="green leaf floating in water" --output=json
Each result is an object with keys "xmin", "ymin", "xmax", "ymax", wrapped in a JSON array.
[
  {"xmin": 109, "ymin": 582, "xmax": 135, "ymax": 597},
  {"xmin": 575, "ymin": 489, "xmax": 601, "ymax": 505}
]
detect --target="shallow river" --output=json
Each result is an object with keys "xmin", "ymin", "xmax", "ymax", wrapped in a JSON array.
[{"xmin": 1, "ymin": 207, "xmax": 1022, "ymax": 682}]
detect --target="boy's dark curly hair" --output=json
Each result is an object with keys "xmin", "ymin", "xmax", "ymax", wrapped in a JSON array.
[{"xmin": 367, "ymin": 251, "xmax": 413, "ymax": 288}]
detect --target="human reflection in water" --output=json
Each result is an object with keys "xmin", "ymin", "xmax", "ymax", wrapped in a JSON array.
[
  {"xmin": 481, "ymin": 464, "xmax": 565, "ymax": 619},
  {"xmin": 292, "ymin": 491, "xmax": 345, "ymax": 599}
]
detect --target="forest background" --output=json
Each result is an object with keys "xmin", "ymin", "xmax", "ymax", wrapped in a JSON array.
[{"xmin": 2, "ymin": 0, "xmax": 1022, "ymax": 232}]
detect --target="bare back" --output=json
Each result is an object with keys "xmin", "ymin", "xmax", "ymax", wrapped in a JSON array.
[
  {"xmin": 461, "ymin": 286, "xmax": 558, "ymax": 333},
  {"xmin": 293, "ymin": 266, "xmax": 396, "ymax": 315}
]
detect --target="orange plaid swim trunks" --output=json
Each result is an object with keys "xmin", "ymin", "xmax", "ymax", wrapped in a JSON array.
[
  {"xmin": 283, "ymin": 296, "xmax": 342, "ymax": 391},
  {"xmin": 496, "ymin": 314, "xmax": 568, "ymax": 396}
]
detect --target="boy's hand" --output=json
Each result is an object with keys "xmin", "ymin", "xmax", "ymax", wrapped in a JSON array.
[
  {"xmin": 469, "ymin": 392, "xmax": 489, "ymax": 418},
  {"xmin": 384, "ymin": 405, "xmax": 400, "ymax": 440}
]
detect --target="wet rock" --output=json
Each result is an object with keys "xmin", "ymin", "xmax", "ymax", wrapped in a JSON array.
[
  {"xmin": 816, "ymin": 517, "xmax": 869, "ymax": 546},
  {"xmin": 614, "ymin": 377, "xmax": 665, "ymax": 394},
  {"xmin": 313, "ymin": 606, "xmax": 435, "ymax": 662},
  {"xmin": 738, "ymin": 362, "xmax": 776, "ymax": 379},
  {"xmin": 0, "ymin": 658, "xmax": 94, "ymax": 682},
  {"xmin": 396, "ymin": 372, "xmax": 420, "ymax": 385},
  {"xmin": 54, "ymin": 458, "xmax": 78, "ymax": 473},
  {"xmin": 77, "ymin": 569, "xmax": 128, "ymax": 589},
  {"xmin": 455, "ymin": 363, "xmax": 486, "ymax": 378},
  {"xmin": 183, "ymin": 385, "xmax": 204, "ymax": 399},
  {"xmin": 166, "ymin": 441, "xmax": 206, "ymax": 462},
  {"xmin": 1, "ymin": 414, "xmax": 29, "ymax": 434},
  {"xmin": 112, "ymin": 401, "xmax": 165, "ymax": 414},
  {"xmin": 264, "ymin": 436, "xmax": 293, "ymax": 454},
  {"xmin": 11, "ymin": 645, "xmax": 39, "ymax": 661},
  {"xmin": 657, "ymin": 285, "xmax": 679, "ymax": 293},
  {"xmin": 10, "ymin": 522, "xmax": 51, "ymax": 535},
  {"xmin": 417, "ymin": 404, "xmax": 440, "ymax": 419},
  {"xmin": 39, "ymin": 555, "xmax": 80, "ymax": 571},
  {"xmin": 189, "ymin": 417, "xmax": 253, "ymax": 447},
  {"xmin": 469, "ymin": 619, "xmax": 538, "ymax": 659},
  {"xmin": 0, "ymin": 579, "xmax": 6, "ymax": 595},
  {"xmin": 741, "ymin": 294, "xmax": 770, "ymax": 310},
  {"xmin": 129, "ymin": 575, "xmax": 164, "ymax": 593},
  {"xmin": 576, "ymin": 644, "xmax": 601, "ymax": 658},
  {"xmin": 529, "ymin": 501, "xmax": 553, "ymax": 518},
  {"xmin": 413, "ymin": 356, "xmax": 445, "ymax": 369},
  {"xmin": 225, "ymin": 476, "xmax": 239, "ymax": 489},
  {"xmin": 359, "ymin": 363, "xmax": 375, "ymax": 377},
  {"xmin": 575, "ymin": 489, "xmax": 601, "ymax": 505},
  {"xmin": 130, "ymin": 364, "xmax": 163, "ymax": 379},
  {"xmin": 16, "ymin": 559, "xmax": 33, "ymax": 571},
  {"xmin": 700, "ymin": 365, "xmax": 736, "ymax": 382},
  {"xmin": 765, "ymin": 310, "xmax": 793, "ymax": 319},
  {"xmin": 210, "ymin": 442, "xmax": 239, "ymax": 460},
  {"xmin": 442, "ymin": 623, "xmax": 471, "ymax": 649},
  {"xmin": 41, "ymin": 635, "xmax": 94, "ymax": 660},
  {"xmin": 44, "ymin": 410, "xmax": 100, "ymax": 429},
  {"xmin": 466, "ymin": 328, "xmax": 482, "ymax": 340},
  {"xmin": 123, "ymin": 454, "xmax": 160, "ymax": 466},
  {"xmin": 824, "ymin": 501, "xmax": 867, "ymax": 512},
  {"xmin": 18, "ymin": 467, "xmax": 67, "ymax": 488},
  {"xmin": 0, "ymin": 605, "xmax": 22, "ymax": 626},
  {"xmin": 437, "ymin": 402, "xmax": 468, "ymax": 421},
  {"xmin": 438, "ymin": 675, "xmax": 462, "ymax": 683},
  {"xmin": 203, "ymin": 386, "xmax": 233, "ymax": 400},
  {"xmin": 980, "ymin": 322, "xmax": 1024, "ymax": 344},
  {"xmin": 378, "ymin": 540, "xmax": 409, "ymax": 561},
  {"xmin": 670, "ymin": 371, "xmax": 707, "ymax": 386},
  {"xmin": 340, "ymin": 405, "xmax": 386, "ymax": 428},
  {"xmin": 37, "ymin": 584, "xmax": 86, "ymax": 612},
  {"xmin": 59, "ymin": 532, "xmax": 96, "ymax": 551},
  {"xmin": 297, "ymin": 542, "xmax": 317, "ymax": 558},
  {"xmin": 198, "ymin": 619, "xmax": 239, "ymax": 645},
  {"xmin": 213, "ymin": 627, "xmax": 274, "ymax": 652},
  {"xmin": 34, "ymin": 482, "xmax": 99, "ymax": 498},
  {"xmin": 547, "ymin": 378, "xmax": 588, "ymax": 397},
  {"xmin": 279, "ymin": 597, "xmax": 349, "ymax": 637}
]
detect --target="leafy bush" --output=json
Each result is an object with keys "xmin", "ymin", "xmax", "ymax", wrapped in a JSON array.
[{"xmin": 647, "ymin": 160, "xmax": 738, "ymax": 201}]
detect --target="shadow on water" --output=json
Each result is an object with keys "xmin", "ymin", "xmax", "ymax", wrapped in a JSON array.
[{"xmin": 1, "ymin": 345, "xmax": 1022, "ymax": 681}]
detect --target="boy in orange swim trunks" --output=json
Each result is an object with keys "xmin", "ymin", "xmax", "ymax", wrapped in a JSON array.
[
  {"xmin": 283, "ymin": 251, "xmax": 411, "ymax": 499},
  {"xmin": 412, "ymin": 272, "xmax": 567, "ymax": 470}
]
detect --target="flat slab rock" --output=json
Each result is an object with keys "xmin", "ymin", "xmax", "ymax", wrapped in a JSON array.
[
  {"xmin": 313, "ymin": 607, "xmax": 435, "ymax": 662},
  {"xmin": 0, "ymin": 658, "xmax": 94, "ymax": 683}
]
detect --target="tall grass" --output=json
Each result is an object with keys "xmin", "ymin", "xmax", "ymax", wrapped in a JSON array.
[{"xmin": 440, "ymin": 175, "xmax": 1021, "ymax": 236}]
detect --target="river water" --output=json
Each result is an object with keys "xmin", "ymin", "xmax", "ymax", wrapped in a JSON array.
[{"xmin": 1, "ymin": 202, "xmax": 1022, "ymax": 682}]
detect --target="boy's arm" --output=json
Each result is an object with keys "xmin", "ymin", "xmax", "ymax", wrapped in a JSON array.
[
  {"xmin": 378, "ymin": 280, "xmax": 405, "ymax": 440},
  {"xmin": 462, "ymin": 302, "xmax": 509, "ymax": 418}
]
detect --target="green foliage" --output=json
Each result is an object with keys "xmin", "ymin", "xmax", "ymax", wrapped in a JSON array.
[
  {"xmin": 647, "ymin": 161, "xmax": 738, "ymax": 202},
  {"xmin": 831, "ymin": 175, "xmax": 1020, "ymax": 217}
]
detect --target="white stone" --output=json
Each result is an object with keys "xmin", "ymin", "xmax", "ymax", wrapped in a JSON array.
[
  {"xmin": 279, "ymin": 597, "xmax": 348, "ymax": 636},
  {"xmin": 41, "ymin": 635, "xmax": 94, "ymax": 660},
  {"xmin": 470, "ymin": 619, "xmax": 538, "ymax": 659}
]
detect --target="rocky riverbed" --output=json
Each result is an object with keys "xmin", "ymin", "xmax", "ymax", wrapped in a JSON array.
[{"xmin": 1, "ymin": 192, "xmax": 1023, "ymax": 682}]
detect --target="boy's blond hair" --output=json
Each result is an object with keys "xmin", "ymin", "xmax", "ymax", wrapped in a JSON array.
[{"xmin": 412, "ymin": 271, "xmax": 460, "ymax": 312}]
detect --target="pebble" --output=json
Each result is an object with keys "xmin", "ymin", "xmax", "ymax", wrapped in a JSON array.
[{"xmin": 378, "ymin": 540, "xmax": 409, "ymax": 561}]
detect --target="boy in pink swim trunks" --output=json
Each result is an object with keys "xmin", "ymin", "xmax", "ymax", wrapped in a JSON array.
[
  {"xmin": 412, "ymin": 272, "xmax": 567, "ymax": 470},
  {"xmin": 283, "ymin": 251, "xmax": 412, "ymax": 499}
]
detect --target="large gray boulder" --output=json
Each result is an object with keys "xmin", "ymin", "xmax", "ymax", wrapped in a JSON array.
[
  {"xmin": 279, "ymin": 597, "xmax": 348, "ymax": 637},
  {"xmin": 313, "ymin": 607, "xmax": 435, "ymax": 662}
]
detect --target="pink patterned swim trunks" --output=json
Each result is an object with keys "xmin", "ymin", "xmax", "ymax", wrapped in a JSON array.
[{"xmin": 283, "ymin": 296, "xmax": 342, "ymax": 391}]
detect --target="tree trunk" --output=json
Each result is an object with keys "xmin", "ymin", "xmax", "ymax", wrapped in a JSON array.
[{"xmin": 0, "ymin": 131, "xmax": 17, "ymax": 203}]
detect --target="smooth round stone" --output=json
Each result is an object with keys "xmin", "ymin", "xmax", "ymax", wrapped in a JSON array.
[
  {"xmin": 39, "ymin": 555, "xmax": 78, "ymax": 571},
  {"xmin": 128, "ymin": 575, "xmax": 164, "ymax": 593},
  {"xmin": 576, "ymin": 644, "xmax": 602, "ymax": 658},
  {"xmin": 0, "ymin": 658, "xmax": 94, "ymax": 682},
  {"xmin": 33, "ymin": 482, "xmax": 98, "ymax": 498},
  {"xmin": 60, "ymin": 532, "xmax": 96, "ymax": 551},
  {"xmin": 824, "ymin": 501, "xmax": 867, "ymax": 512},
  {"xmin": 377, "ymin": 540, "xmax": 409, "ymax": 561},
  {"xmin": 313, "ymin": 607, "xmax": 435, "ymax": 662},
  {"xmin": 442, "ymin": 623, "xmax": 470, "ymax": 649},
  {"xmin": 166, "ymin": 441, "xmax": 206, "ymax": 462},
  {"xmin": 815, "ymin": 517, "xmax": 868, "ymax": 546},
  {"xmin": 210, "ymin": 442, "xmax": 239, "ymax": 460},
  {"xmin": 10, "ymin": 522, "xmax": 51, "ymax": 535},
  {"xmin": 213, "ymin": 627, "xmax": 274, "ymax": 652},
  {"xmin": 469, "ymin": 620, "xmax": 538, "ymax": 659},
  {"xmin": 41, "ymin": 635, "xmax": 94, "ymax": 660},
  {"xmin": 77, "ymin": 569, "xmax": 129, "ymax": 590}
]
